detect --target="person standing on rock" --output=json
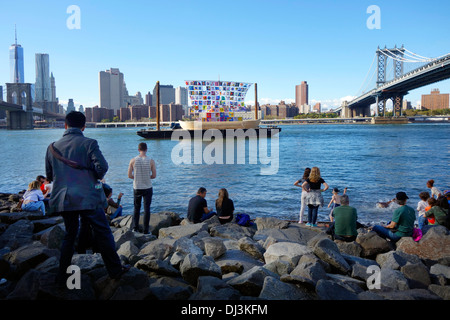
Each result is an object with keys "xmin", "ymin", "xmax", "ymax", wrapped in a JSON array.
[
  {"xmin": 294, "ymin": 167, "xmax": 311, "ymax": 224},
  {"xmin": 302, "ymin": 167, "xmax": 329, "ymax": 227},
  {"xmin": 45, "ymin": 111, "xmax": 129, "ymax": 286},
  {"xmin": 128, "ymin": 142, "xmax": 156, "ymax": 234}
]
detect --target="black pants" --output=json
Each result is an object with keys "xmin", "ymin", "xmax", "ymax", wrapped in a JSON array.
[
  {"xmin": 133, "ymin": 188, "xmax": 153, "ymax": 233},
  {"xmin": 58, "ymin": 209, "xmax": 122, "ymax": 282}
]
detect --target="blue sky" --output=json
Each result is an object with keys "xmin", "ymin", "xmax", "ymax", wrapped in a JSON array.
[{"xmin": 1, "ymin": 0, "xmax": 450, "ymax": 111}]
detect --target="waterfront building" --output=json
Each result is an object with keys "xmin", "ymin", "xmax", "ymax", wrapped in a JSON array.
[
  {"xmin": 152, "ymin": 84, "xmax": 175, "ymax": 107},
  {"xmin": 421, "ymin": 89, "xmax": 450, "ymax": 110},
  {"xmin": 175, "ymin": 86, "xmax": 189, "ymax": 115},
  {"xmin": 145, "ymin": 91, "xmax": 152, "ymax": 106},
  {"xmin": 402, "ymin": 100, "xmax": 412, "ymax": 110},
  {"xmin": 99, "ymin": 68, "xmax": 126, "ymax": 112},
  {"xmin": 9, "ymin": 28, "xmax": 24, "ymax": 83},
  {"xmin": 314, "ymin": 103, "xmax": 322, "ymax": 113},
  {"xmin": 85, "ymin": 105, "xmax": 114, "ymax": 122},
  {"xmin": 299, "ymin": 104, "xmax": 311, "ymax": 114},
  {"xmin": 296, "ymin": 81, "xmax": 309, "ymax": 108}
]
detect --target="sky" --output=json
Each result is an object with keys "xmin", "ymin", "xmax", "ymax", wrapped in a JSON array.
[{"xmin": 1, "ymin": 0, "xmax": 450, "ymax": 111}]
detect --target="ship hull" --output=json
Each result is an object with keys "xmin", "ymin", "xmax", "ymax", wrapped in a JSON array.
[{"xmin": 179, "ymin": 119, "xmax": 261, "ymax": 130}]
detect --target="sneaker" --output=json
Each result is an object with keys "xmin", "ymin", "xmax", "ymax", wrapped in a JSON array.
[
  {"xmin": 0, "ymin": 278, "xmax": 7, "ymax": 285},
  {"xmin": 305, "ymin": 223, "xmax": 311, "ymax": 227},
  {"xmin": 312, "ymin": 224, "xmax": 318, "ymax": 228}
]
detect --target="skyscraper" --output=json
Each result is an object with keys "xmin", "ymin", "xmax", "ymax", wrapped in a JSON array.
[
  {"xmin": 66, "ymin": 99, "xmax": 76, "ymax": 114},
  {"xmin": 152, "ymin": 84, "xmax": 175, "ymax": 106},
  {"xmin": 9, "ymin": 26, "xmax": 25, "ymax": 83},
  {"xmin": 99, "ymin": 68, "xmax": 125, "ymax": 112},
  {"xmin": 295, "ymin": 81, "xmax": 309, "ymax": 108},
  {"xmin": 35, "ymin": 53, "xmax": 52, "ymax": 102},
  {"xmin": 175, "ymin": 86, "xmax": 188, "ymax": 115}
]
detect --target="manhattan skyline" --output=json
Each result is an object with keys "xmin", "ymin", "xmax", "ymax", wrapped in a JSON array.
[{"xmin": 1, "ymin": 0, "xmax": 450, "ymax": 111}]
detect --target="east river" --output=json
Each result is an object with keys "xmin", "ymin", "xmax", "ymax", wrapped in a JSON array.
[{"xmin": 0, "ymin": 123, "xmax": 448, "ymax": 224}]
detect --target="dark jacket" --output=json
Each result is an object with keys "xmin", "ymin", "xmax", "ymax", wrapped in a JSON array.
[{"xmin": 45, "ymin": 128, "xmax": 108, "ymax": 213}]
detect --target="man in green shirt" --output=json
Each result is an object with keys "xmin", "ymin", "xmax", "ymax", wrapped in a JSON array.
[
  {"xmin": 372, "ymin": 192, "xmax": 416, "ymax": 242},
  {"xmin": 333, "ymin": 195, "xmax": 358, "ymax": 242}
]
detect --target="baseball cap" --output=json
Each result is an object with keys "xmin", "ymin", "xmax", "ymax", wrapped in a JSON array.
[{"xmin": 396, "ymin": 192, "xmax": 409, "ymax": 201}]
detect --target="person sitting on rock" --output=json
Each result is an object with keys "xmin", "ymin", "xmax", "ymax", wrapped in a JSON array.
[
  {"xmin": 371, "ymin": 192, "xmax": 415, "ymax": 242},
  {"xmin": 187, "ymin": 187, "xmax": 215, "ymax": 223},
  {"xmin": 326, "ymin": 194, "xmax": 364, "ymax": 242},
  {"xmin": 103, "ymin": 183, "xmax": 123, "ymax": 220},
  {"xmin": 22, "ymin": 180, "xmax": 46, "ymax": 216}
]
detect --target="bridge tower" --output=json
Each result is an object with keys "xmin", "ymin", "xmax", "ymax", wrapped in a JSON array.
[
  {"xmin": 5, "ymin": 83, "xmax": 34, "ymax": 129},
  {"xmin": 376, "ymin": 46, "xmax": 405, "ymax": 117}
]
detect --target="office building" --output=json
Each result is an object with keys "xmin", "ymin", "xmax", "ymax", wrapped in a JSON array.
[
  {"xmin": 421, "ymin": 89, "xmax": 449, "ymax": 110},
  {"xmin": 35, "ymin": 54, "xmax": 52, "ymax": 102},
  {"xmin": 175, "ymin": 86, "xmax": 189, "ymax": 115},
  {"xmin": 152, "ymin": 84, "xmax": 175, "ymax": 106},
  {"xmin": 145, "ymin": 91, "xmax": 152, "ymax": 106},
  {"xmin": 9, "ymin": 28, "xmax": 24, "ymax": 83},
  {"xmin": 99, "ymin": 68, "xmax": 125, "ymax": 112},
  {"xmin": 313, "ymin": 103, "xmax": 322, "ymax": 113},
  {"xmin": 295, "ymin": 81, "xmax": 309, "ymax": 108},
  {"xmin": 66, "ymin": 99, "xmax": 76, "ymax": 114}
]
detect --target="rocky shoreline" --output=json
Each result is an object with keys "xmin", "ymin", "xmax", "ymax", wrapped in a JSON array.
[{"xmin": 0, "ymin": 192, "xmax": 449, "ymax": 301}]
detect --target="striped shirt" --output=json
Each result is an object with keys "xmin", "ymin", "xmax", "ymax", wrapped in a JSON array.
[{"xmin": 133, "ymin": 155, "xmax": 153, "ymax": 190}]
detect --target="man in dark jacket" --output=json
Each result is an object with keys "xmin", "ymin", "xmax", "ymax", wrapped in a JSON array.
[{"xmin": 45, "ymin": 111, "xmax": 128, "ymax": 285}]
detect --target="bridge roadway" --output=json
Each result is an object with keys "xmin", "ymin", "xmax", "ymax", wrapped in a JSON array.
[{"xmin": 347, "ymin": 53, "xmax": 450, "ymax": 111}]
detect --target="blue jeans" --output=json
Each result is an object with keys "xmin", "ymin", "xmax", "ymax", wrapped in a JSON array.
[
  {"xmin": 201, "ymin": 211, "xmax": 216, "ymax": 222},
  {"xmin": 133, "ymin": 188, "xmax": 153, "ymax": 233},
  {"xmin": 372, "ymin": 225, "xmax": 401, "ymax": 242},
  {"xmin": 418, "ymin": 216, "xmax": 428, "ymax": 230},
  {"xmin": 110, "ymin": 206, "xmax": 123, "ymax": 220},
  {"xmin": 57, "ymin": 209, "xmax": 123, "ymax": 282},
  {"xmin": 308, "ymin": 205, "xmax": 319, "ymax": 225},
  {"xmin": 22, "ymin": 201, "xmax": 46, "ymax": 216}
]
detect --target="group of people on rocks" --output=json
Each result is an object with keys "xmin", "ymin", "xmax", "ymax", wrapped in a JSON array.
[{"xmin": 294, "ymin": 167, "xmax": 450, "ymax": 243}]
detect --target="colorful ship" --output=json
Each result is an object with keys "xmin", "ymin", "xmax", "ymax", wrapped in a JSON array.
[{"xmin": 179, "ymin": 80, "xmax": 261, "ymax": 130}]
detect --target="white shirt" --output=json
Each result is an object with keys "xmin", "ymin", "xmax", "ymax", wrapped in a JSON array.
[
  {"xmin": 23, "ymin": 189, "xmax": 44, "ymax": 203},
  {"xmin": 133, "ymin": 155, "xmax": 153, "ymax": 190},
  {"xmin": 431, "ymin": 186, "xmax": 442, "ymax": 199},
  {"xmin": 417, "ymin": 200, "xmax": 428, "ymax": 217}
]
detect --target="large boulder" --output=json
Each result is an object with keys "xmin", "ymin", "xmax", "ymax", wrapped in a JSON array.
[
  {"xmin": 180, "ymin": 254, "xmax": 222, "ymax": 286},
  {"xmin": 203, "ymin": 237, "xmax": 227, "ymax": 259},
  {"xmin": 263, "ymin": 242, "xmax": 312, "ymax": 266},
  {"xmin": 396, "ymin": 226, "xmax": 450, "ymax": 261},
  {"xmin": 0, "ymin": 219, "xmax": 34, "ymax": 250},
  {"xmin": 209, "ymin": 223, "xmax": 255, "ymax": 240},
  {"xmin": 356, "ymin": 231, "xmax": 392, "ymax": 258},
  {"xmin": 226, "ymin": 266, "xmax": 279, "ymax": 297},
  {"xmin": 254, "ymin": 217, "xmax": 290, "ymax": 230},
  {"xmin": 159, "ymin": 223, "xmax": 208, "ymax": 239},
  {"xmin": 190, "ymin": 276, "xmax": 241, "ymax": 300},
  {"xmin": 258, "ymin": 276, "xmax": 311, "ymax": 300},
  {"xmin": 312, "ymin": 238, "xmax": 351, "ymax": 274}
]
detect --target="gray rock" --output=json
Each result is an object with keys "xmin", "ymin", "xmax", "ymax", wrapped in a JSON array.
[
  {"xmin": 312, "ymin": 238, "xmax": 351, "ymax": 274},
  {"xmin": 71, "ymin": 253, "xmax": 104, "ymax": 272},
  {"xmin": 326, "ymin": 273, "xmax": 366, "ymax": 292},
  {"xmin": 190, "ymin": 276, "xmax": 241, "ymax": 300},
  {"xmin": 335, "ymin": 241, "xmax": 362, "ymax": 257},
  {"xmin": 113, "ymin": 229, "xmax": 139, "ymax": 250},
  {"xmin": 227, "ymin": 266, "xmax": 279, "ymax": 297},
  {"xmin": 400, "ymin": 263, "xmax": 431, "ymax": 289},
  {"xmin": 290, "ymin": 260, "xmax": 327, "ymax": 285},
  {"xmin": 258, "ymin": 276, "xmax": 311, "ymax": 300},
  {"xmin": 379, "ymin": 268, "xmax": 410, "ymax": 291},
  {"xmin": 4, "ymin": 241, "xmax": 59, "ymax": 276},
  {"xmin": 209, "ymin": 223, "xmax": 255, "ymax": 240},
  {"xmin": 279, "ymin": 274, "xmax": 316, "ymax": 292},
  {"xmin": 0, "ymin": 219, "xmax": 34, "ymax": 250},
  {"xmin": 117, "ymin": 240, "xmax": 139, "ymax": 259},
  {"xmin": 376, "ymin": 251, "xmax": 422, "ymax": 270},
  {"xmin": 238, "ymin": 237, "xmax": 264, "ymax": 261},
  {"xmin": 254, "ymin": 225, "xmax": 319, "ymax": 245},
  {"xmin": 135, "ymin": 258, "xmax": 181, "ymax": 277},
  {"xmin": 216, "ymin": 260, "xmax": 244, "ymax": 275},
  {"xmin": 39, "ymin": 225, "xmax": 65, "ymax": 250},
  {"xmin": 148, "ymin": 277, "xmax": 193, "ymax": 300},
  {"xmin": 215, "ymin": 249, "xmax": 264, "ymax": 273},
  {"xmin": 96, "ymin": 267, "xmax": 150, "ymax": 300},
  {"xmin": 159, "ymin": 223, "xmax": 208, "ymax": 239},
  {"xmin": 430, "ymin": 264, "xmax": 450, "ymax": 281},
  {"xmin": 137, "ymin": 237, "xmax": 176, "ymax": 260},
  {"xmin": 203, "ymin": 237, "xmax": 227, "ymax": 259},
  {"xmin": 263, "ymin": 242, "xmax": 312, "ymax": 266},
  {"xmin": 315, "ymin": 279, "xmax": 359, "ymax": 300},
  {"xmin": 263, "ymin": 260, "xmax": 293, "ymax": 277},
  {"xmin": 356, "ymin": 231, "xmax": 391, "ymax": 258},
  {"xmin": 396, "ymin": 226, "xmax": 450, "ymax": 261},
  {"xmin": 180, "ymin": 254, "xmax": 222, "ymax": 286},
  {"xmin": 428, "ymin": 284, "xmax": 450, "ymax": 300},
  {"xmin": 32, "ymin": 216, "xmax": 64, "ymax": 233},
  {"xmin": 254, "ymin": 217, "xmax": 290, "ymax": 230}
]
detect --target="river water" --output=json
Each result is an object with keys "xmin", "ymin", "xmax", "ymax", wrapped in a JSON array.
[{"xmin": 1, "ymin": 123, "xmax": 448, "ymax": 224}]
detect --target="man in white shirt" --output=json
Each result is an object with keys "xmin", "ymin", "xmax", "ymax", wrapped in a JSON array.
[{"xmin": 128, "ymin": 142, "xmax": 156, "ymax": 234}]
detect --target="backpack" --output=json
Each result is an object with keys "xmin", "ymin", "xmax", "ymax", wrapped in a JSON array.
[{"xmin": 235, "ymin": 213, "xmax": 252, "ymax": 227}]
